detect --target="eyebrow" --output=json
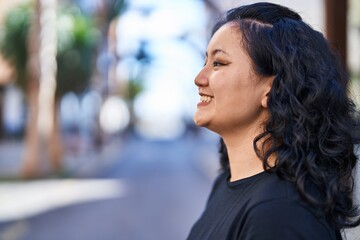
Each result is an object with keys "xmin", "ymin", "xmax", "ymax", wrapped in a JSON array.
[{"xmin": 205, "ymin": 49, "xmax": 229, "ymax": 57}]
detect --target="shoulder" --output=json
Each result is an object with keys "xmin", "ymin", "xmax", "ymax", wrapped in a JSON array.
[
  {"xmin": 238, "ymin": 173, "xmax": 336, "ymax": 240},
  {"xmin": 240, "ymin": 198, "xmax": 336, "ymax": 239},
  {"xmin": 230, "ymin": 171, "xmax": 297, "ymax": 205}
]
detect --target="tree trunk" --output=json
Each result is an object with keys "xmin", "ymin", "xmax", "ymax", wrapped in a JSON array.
[
  {"xmin": 325, "ymin": 0, "xmax": 348, "ymax": 70},
  {"xmin": 0, "ymin": 88, "xmax": 4, "ymax": 138},
  {"xmin": 22, "ymin": 0, "xmax": 41, "ymax": 179},
  {"xmin": 48, "ymin": 98, "xmax": 62, "ymax": 174},
  {"xmin": 37, "ymin": 0, "xmax": 60, "ymax": 174},
  {"xmin": 22, "ymin": 80, "xmax": 40, "ymax": 178},
  {"xmin": 22, "ymin": 0, "xmax": 60, "ymax": 178}
]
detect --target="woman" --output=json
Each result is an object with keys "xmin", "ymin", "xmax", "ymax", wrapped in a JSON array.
[{"xmin": 187, "ymin": 2, "xmax": 359, "ymax": 240}]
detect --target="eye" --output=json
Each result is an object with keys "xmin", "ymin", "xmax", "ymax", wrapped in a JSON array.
[{"xmin": 213, "ymin": 61, "xmax": 223, "ymax": 67}]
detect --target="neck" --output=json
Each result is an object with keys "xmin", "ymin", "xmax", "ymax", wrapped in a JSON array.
[{"xmin": 222, "ymin": 127, "xmax": 265, "ymax": 182}]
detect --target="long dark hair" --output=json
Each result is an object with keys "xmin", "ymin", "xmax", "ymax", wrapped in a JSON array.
[{"xmin": 216, "ymin": 2, "xmax": 360, "ymax": 229}]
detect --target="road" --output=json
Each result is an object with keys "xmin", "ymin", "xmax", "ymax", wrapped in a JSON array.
[{"xmin": 0, "ymin": 130, "xmax": 220, "ymax": 240}]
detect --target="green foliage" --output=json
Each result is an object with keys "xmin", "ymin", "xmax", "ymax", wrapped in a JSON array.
[
  {"xmin": 0, "ymin": 3, "xmax": 32, "ymax": 89},
  {"xmin": 0, "ymin": 2, "xmax": 100, "ymax": 97},
  {"xmin": 127, "ymin": 80, "xmax": 144, "ymax": 101},
  {"xmin": 106, "ymin": 0, "xmax": 127, "ymax": 23},
  {"xmin": 56, "ymin": 6, "xmax": 100, "ymax": 97}
]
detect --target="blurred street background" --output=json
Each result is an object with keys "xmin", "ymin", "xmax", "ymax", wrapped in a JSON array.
[{"xmin": 0, "ymin": 0, "xmax": 359, "ymax": 240}]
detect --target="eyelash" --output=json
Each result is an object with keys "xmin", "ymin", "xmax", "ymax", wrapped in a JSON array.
[
  {"xmin": 212, "ymin": 61, "xmax": 223, "ymax": 67},
  {"xmin": 203, "ymin": 61, "xmax": 225, "ymax": 67}
]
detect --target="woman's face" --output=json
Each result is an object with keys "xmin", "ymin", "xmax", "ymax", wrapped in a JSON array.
[{"xmin": 194, "ymin": 23, "xmax": 272, "ymax": 136}]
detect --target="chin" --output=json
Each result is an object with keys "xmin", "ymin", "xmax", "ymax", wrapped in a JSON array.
[{"xmin": 193, "ymin": 116, "xmax": 208, "ymax": 127}]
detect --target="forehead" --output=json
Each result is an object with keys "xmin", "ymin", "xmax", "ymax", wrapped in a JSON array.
[{"xmin": 207, "ymin": 23, "xmax": 243, "ymax": 52}]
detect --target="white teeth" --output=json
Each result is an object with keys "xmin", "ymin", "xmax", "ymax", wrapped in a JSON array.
[{"xmin": 200, "ymin": 95, "xmax": 213, "ymax": 103}]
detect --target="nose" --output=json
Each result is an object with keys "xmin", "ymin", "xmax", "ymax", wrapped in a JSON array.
[{"xmin": 194, "ymin": 68, "xmax": 209, "ymax": 87}]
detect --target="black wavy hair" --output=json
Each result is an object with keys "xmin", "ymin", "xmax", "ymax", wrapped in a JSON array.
[{"xmin": 215, "ymin": 2, "xmax": 360, "ymax": 229}]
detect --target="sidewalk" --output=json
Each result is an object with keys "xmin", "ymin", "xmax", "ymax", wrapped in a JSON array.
[
  {"xmin": 0, "ymin": 136, "xmax": 126, "ymax": 179},
  {"xmin": 0, "ymin": 140, "xmax": 24, "ymax": 178},
  {"xmin": 0, "ymin": 132, "xmax": 219, "ymax": 240}
]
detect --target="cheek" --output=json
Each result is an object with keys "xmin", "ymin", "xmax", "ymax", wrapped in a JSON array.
[
  {"xmin": 211, "ymin": 78, "xmax": 243, "ymax": 100},
  {"xmin": 209, "ymin": 72, "xmax": 233, "ymax": 93}
]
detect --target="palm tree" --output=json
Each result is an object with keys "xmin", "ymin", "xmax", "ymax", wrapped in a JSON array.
[{"xmin": 0, "ymin": 1, "xmax": 99, "ymax": 178}]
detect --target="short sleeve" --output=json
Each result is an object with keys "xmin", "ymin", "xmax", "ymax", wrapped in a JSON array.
[{"xmin": 238, "ymin": 199, "xmax": 336, "ymax": 240}]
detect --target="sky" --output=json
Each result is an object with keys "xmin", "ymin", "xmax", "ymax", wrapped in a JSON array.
[{"xmin": 113, "ymin": 0, "xmax": 207, "ymax": 139}]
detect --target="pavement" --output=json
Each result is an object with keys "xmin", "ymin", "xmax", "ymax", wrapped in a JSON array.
[{"xmin": 0, "ymin": 130, "xmax": 220, "ymax": 240}]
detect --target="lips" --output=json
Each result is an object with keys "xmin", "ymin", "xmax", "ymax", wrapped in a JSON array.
[{"xmin": 198, "ymin": 93, "xmax": 214, "ymax": 106}]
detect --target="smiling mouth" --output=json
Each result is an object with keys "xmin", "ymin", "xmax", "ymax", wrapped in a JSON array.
[{"xmin": 200, "ymin": 95, "xmax": 213, "ymax": 103}]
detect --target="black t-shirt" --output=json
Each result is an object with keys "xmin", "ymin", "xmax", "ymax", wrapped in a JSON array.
[{"xmin": 187, "ymin": 170, "xmax": 337, "ymax": 240}]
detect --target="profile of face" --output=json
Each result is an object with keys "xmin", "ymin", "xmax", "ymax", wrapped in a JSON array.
[{"xmin": 194, "ymin": 22, "xmax": 272, "ymax": 136}]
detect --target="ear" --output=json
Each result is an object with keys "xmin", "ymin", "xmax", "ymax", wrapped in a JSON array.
[{"xmin": 261, "ymin": 76, "xmax": 274, "ymax": 109}]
